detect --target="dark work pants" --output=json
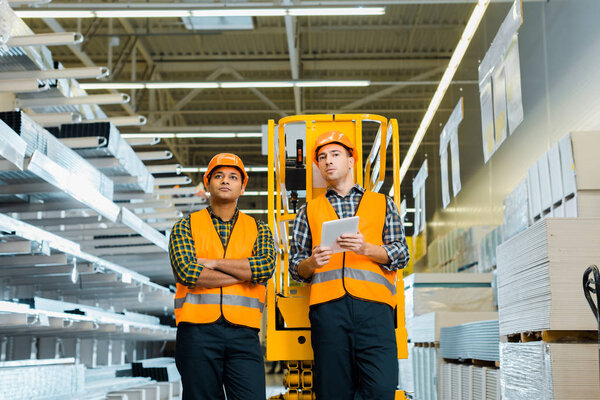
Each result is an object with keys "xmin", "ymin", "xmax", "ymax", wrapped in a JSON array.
[
  {"xmin": 309, "ymin": 295, "xmax": 398, "ymax": 400},
  {"xmin": 175, "ymin": 319, "xmax": 265, "ymax": 400}
]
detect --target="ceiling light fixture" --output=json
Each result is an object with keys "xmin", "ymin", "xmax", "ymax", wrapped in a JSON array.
[
  {"xmin": 396, "ymin": 0, "xmax": 491, "ymax": 186},
  {"xmin": 78, "ymin": 80, "xmax": 371, "ymax": 90},
  {"xmin": 15, "ymin": 6, "xmax": 385, "ymax": 19}
]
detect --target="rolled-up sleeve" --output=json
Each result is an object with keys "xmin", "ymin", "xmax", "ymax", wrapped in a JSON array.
[
  {"xmin": 168, "ymin": 216, "xmax": 203, "ymax": 287},
  {"xmin": 289, "ymin": 204, "xmax": 313, "ymax": 283},
  {"xmin": 248, "ymin": 220, "xmax": 277, "ymax": 284},
  {"xmin": 380, "ymin": 196, "xmax": 410, "ymax": 271}
]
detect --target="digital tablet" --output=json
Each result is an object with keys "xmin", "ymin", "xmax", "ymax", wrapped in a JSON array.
[{"xmin": 320, "ymin": 216, "xmax": 360, "ymax": 254}]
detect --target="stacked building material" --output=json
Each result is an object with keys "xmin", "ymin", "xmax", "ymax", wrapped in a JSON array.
[
  {"xmin": 0, "ymin": 359, "xmax": 85, "ymax": 400},
  {"xmin": 407, "ymin": 311, "xmax": 498, "ymax": 344},
  {"xmin": 500, "ymin": 342, "xmax": 600, "ymax": 399},
  {"xmin": 439, "ymin": 362, "xmax": 500, "ymax": 400},
  {"xmin": 404, "ymin": 273, "xmax": 495, "ymax": 320},
  {"xmin": 496, "ymin": 218, "xmax": 599, "ymax": 335},
  {"xmin": 440, "ymin": 319, "xmax": 500, "ymax": 362}
]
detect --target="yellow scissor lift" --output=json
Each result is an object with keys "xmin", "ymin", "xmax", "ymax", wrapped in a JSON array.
[{"xmin": 266, "ymin": 114, "xmax": 408, "ymax": 400}]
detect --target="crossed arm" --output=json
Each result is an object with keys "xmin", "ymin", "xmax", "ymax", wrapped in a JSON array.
[{"xmin": 169, "ymin": 216, "xmax": 275, "ymax": 289}]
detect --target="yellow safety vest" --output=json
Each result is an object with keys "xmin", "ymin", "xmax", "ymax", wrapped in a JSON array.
[
  {"xmin": 174, "ymin": 209, "xmax": 266, "ymax": 329},
  {"xmin": 306, "ymin": 191, "xmax": 397, "ymax": 308}
]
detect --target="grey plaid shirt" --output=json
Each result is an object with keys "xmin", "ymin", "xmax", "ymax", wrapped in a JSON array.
[{"xmin": 289, "ymin": 184, "xmax": 410, "ymax": 283}]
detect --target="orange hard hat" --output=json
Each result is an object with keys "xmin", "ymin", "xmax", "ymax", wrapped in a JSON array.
[
  {"xmin": 312, "ymin": 131, "xmax": 357, "ymax": 164},
  {"xmin": 203, "ymin": 153, "xmax": 248, "ymax": 188}
]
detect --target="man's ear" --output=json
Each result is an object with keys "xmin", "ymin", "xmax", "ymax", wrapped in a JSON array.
[{"xmin": 240, "ymin": 185, "xmax": 245, "ymax": 195}]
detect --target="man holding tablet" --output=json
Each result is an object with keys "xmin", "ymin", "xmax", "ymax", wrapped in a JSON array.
[{"xmin": 290, "ymin": 131, "xmax": 410, "ymax": 400}]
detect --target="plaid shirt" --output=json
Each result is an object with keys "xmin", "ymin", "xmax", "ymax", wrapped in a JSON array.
[
  {"xmin": 169, "ymin": 207, "xmax": 276, "ymax": 287},
  {"xmin": 290, "ymin": 184, "xmax": 410, "ymax": 283}
]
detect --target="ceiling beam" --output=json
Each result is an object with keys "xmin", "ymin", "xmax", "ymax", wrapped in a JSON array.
[
  {"xmin": 154, "ymin": 58, "xmax": 448, "ymax": 73},
  {"xmin": 339, "ymin": 66, "xmax": 445, "ymax": 111},
  {"xmin": 226, "ymin": 67, "xmax": 288, "ymax": 119},
  {"xmin": 284, "ymin": 0, "xmax": 301, "ymax": 114},
  {"xmin": 155, "ymin": 67, "xmax": 227, "ymax": 126}
]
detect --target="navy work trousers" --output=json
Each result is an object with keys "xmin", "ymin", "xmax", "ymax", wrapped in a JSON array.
[
  {"xmin": 309, "ymin": 295, "xmax": 398, "ymax": 400},
  {"xmin": 175, "ymin": 318, "xmax": 265, "ymax": 400}
]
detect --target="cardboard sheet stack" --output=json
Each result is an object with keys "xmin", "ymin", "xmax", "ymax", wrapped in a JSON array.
[
  {"xmin": 503, "ymin": 131, "xmax": 600, "ymax": 241},
  {"xmin": 477, "ymin": 225, "xmax": 504, "ymax": 273},
  {"xmin": 500, "ymin": 342, "xmax": 600, "ymax": 399},
  {"xmin": 497, "ymin": 217, "xmax": 600, "ymax": 399},
  {"xmin": 397, "ymin": 343, "xmax": 414, "ymax": 394},
  {"xmin": 404, "ymin": 273, "xmax": 495, "ymax": 320},
  {"xmin": 496, "ymin": 218, "xmax": 599, "ymax": 335},
  {"xmin": 440, "ymin": 362, "xmax": 500, "ymax": 400},
  {"xmin": 412, "ymin": 345, "xmax": 440, "ymax": 400},
  {"xmin": 426, "ymin": 228, "xmax": 463, "ymax": 272},
  {"xmin": 455, "ymin": 226, "xmax": 495, "ymax": 272},
  {"xmin": 407, "ymin": 311, "xmax": 498, "ymax": 343},
  {"xmin": 403, "ymin": 274, "xmax": 497, "ymax": 399},
  {"xmin": 440, "ymin": 319, "xmax": 500, "ymax": 362}
]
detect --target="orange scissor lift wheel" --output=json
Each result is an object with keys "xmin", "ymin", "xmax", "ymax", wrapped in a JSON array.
[{"xmin": 266, "ymin": 114, "xmax": 409, "ymax": 400}]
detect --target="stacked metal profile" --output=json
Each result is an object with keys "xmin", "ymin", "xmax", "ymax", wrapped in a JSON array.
[
  {"xmin": 439, "ymin": 362, "xmax": 500, "ymax": 400},
  {"xmin": 56, "ymin": 122, "xmax": 155, "ymax": 194},
  {"xmin": 0, "ymin": 5, "xmax": 183, "ymax": 398},
  {"xmin": 0, "ymin": 359, "xmax": 85, "ymax": 400},
  {"xmin": 439, "ymin": 319, "xmax": 500, "ymax": 362}
]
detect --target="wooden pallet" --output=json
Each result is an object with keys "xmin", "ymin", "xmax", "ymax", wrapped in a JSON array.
[
  {"xmin": 504, "ymin": 330, "xmax": 598, "ymax": 343},
  {"xmin": 442, "ymin": 357, "xmax": 499, "ymax": 369}
]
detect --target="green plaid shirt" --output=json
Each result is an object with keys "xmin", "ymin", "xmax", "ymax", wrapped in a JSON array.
[{"xmin": 169, "ymin": 207, "xmax": 276, "ymax": 287}]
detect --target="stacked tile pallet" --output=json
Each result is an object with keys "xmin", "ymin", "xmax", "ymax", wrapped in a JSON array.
[
  {"xmin": 494, "ymin": 131, "xmax": 600, "ymax": 399},
  {"xmin": 402, "ymin": 273, "xmax": 497, "ymax": 399},
  {"xmin": 496, "ymin": 218, "xmax": 600, "ymax": 399},
  {"xmin": 0, "ymin": 4, "xmax": 187, "ymax": 398},
  {"xmin": 438, "ymin": 320, "xmax": 501, "ymax": 400}
]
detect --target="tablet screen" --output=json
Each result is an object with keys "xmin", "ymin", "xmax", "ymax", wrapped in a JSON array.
[{"xmin": 320, "ymin": 216, "xmax": 360, "ymax": 254}]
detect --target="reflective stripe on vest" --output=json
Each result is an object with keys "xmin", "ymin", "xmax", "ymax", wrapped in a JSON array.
[
  {"xmin": 311, "ymin": 266, "xmax": 396, "ymax": 296},
  {"xmin": 174, "ymin": 208, "xmax": 266, "ymax": 329},
  {"xmin": 306, "ymin": 190, "xmax": 397, "ymax": 308},
  {"xmin": 174, "ymin": 293, "xmax": 264, "ymax": 313}
]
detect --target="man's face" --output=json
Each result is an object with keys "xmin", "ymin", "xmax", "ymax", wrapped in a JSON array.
[
  {"xmin": 316, "ymin": 143, "xmax": 354, "ymax": 183},
  {"xmin": 208, "ymin": 166, "xmax": 245, "ymax": 201}
]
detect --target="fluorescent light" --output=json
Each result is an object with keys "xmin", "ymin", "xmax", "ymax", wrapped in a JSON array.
[
  {"xmin": 78, "ymin": 80, "xmax": 371, "ymax": 90},
  {"xmin": 145, "ymin": 82, "xmax": 219, "ymax": 89},
  {"xmin": 221, "ymin": 81, "xmax": 294, "ymax": 89},
  {"xmin": 95, "ymin": 10, "xmax": 191, "ymax": 18},
  {"xmin": 295, "ymin": 80, "xmax": 370, "ymax": 88},
  {"xmin": 243, "ymin": 191, "xmax": 270, "ymax": 196},
  {"xmin": 16, "ymin": 10, "xmax": 95, "ymax": 18},
  {"xmin": 289, "ymin": 7, "xmax": 385, "ymax": 16},
  {"xmin": 240, "ymin": 209, "xmax": 268, "ymax": 214},
  {"xmin": 191, "ymin": 9, "xmax": 287, "ymax": 17},
  {"xmin": 121, "ymin": 132, "xmax": 262, "ymax": 139},
  {"xmin": 177, "ymin": 133, "xmax": 234, "ymax": 138},
  {"xmin": 15, "ymin": 7, "xmax": 385, "ymax": 19},
  {"xmin": 398, "ymin": 0, "xmax": 491, "ymax": 184}
]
